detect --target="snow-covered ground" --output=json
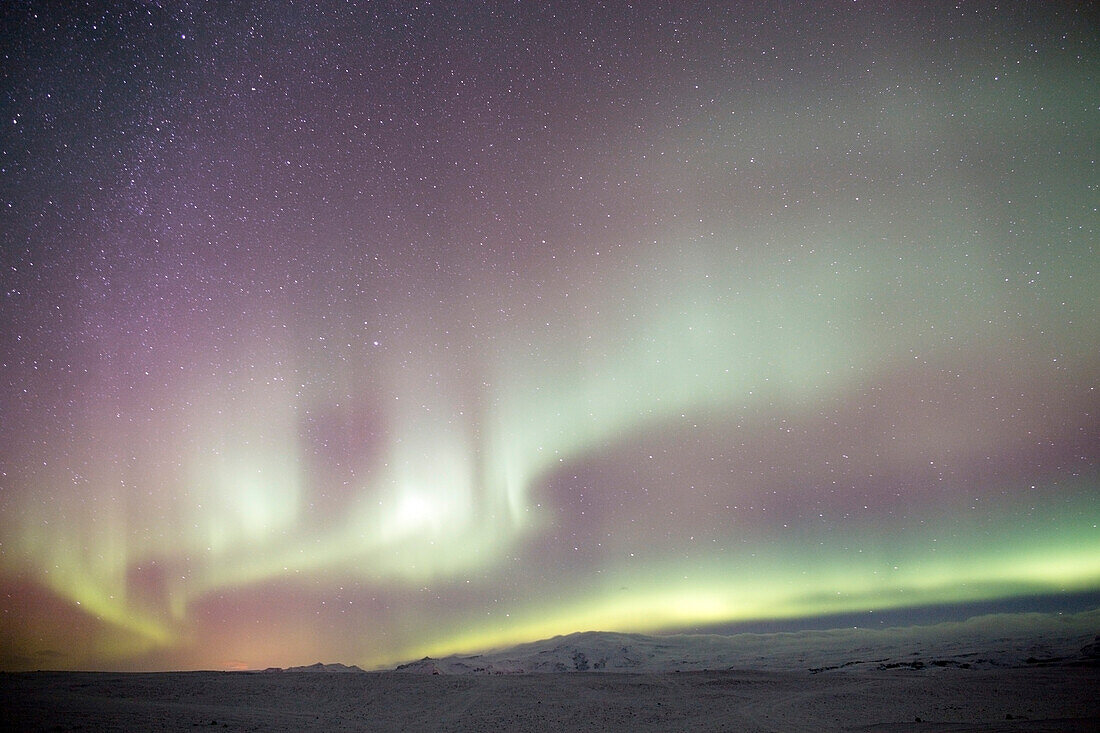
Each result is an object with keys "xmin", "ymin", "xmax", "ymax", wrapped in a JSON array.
[{"xmin": 4, "ymin": 610, "xmax": 1098, "ymax": 731}]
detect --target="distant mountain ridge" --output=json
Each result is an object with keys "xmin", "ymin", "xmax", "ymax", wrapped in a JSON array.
[
  {"xmin": 279, "ymin": 662, "xmax": 365, "ymax": 673},
  {"xmin": 395, "ymin": 631, "xmax": 657, "ymax": 675},
  {"xmin": 392, "ymin": 610, "xmax": 1100, "ymax": 675}
]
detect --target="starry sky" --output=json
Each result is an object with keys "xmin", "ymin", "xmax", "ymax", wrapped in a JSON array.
[{"xmin": 1, "ymin": 1, "xmax": 1098, "ymax": 672}]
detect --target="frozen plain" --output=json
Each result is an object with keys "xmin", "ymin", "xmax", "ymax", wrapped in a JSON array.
[{"xmin": 4, "ymin": 610, "xmax": 1098, "ymax": 732}]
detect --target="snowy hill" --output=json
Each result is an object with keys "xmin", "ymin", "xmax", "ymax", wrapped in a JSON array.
[{"xmin": 393, "ymin": 609, "xmax": 1100, "ymax": 674}]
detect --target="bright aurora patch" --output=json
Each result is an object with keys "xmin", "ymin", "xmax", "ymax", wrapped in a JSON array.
[{"xmin": 1, "ymin": 2, "xmax": 1098, "ymax": 671}]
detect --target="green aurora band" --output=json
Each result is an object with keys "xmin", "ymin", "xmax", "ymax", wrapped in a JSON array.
[{"xmin": 1, "ymin": 3, "xmax": 1097, "ymax": 670}]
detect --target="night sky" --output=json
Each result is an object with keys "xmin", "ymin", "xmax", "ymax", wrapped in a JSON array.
[{"xmin": 2, "ymin": 2, "xmax": 1098, "ymax": 672}]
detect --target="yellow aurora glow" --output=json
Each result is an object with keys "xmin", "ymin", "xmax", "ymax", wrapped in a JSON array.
[{"xmin": 2, "ymin": 3, "xmax": 1098, "ymax": 671}]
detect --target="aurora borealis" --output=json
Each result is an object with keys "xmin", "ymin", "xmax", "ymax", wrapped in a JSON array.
[{"xmin": 2, "ymin": 1, "xmax": 1098, "ymax": 671}]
